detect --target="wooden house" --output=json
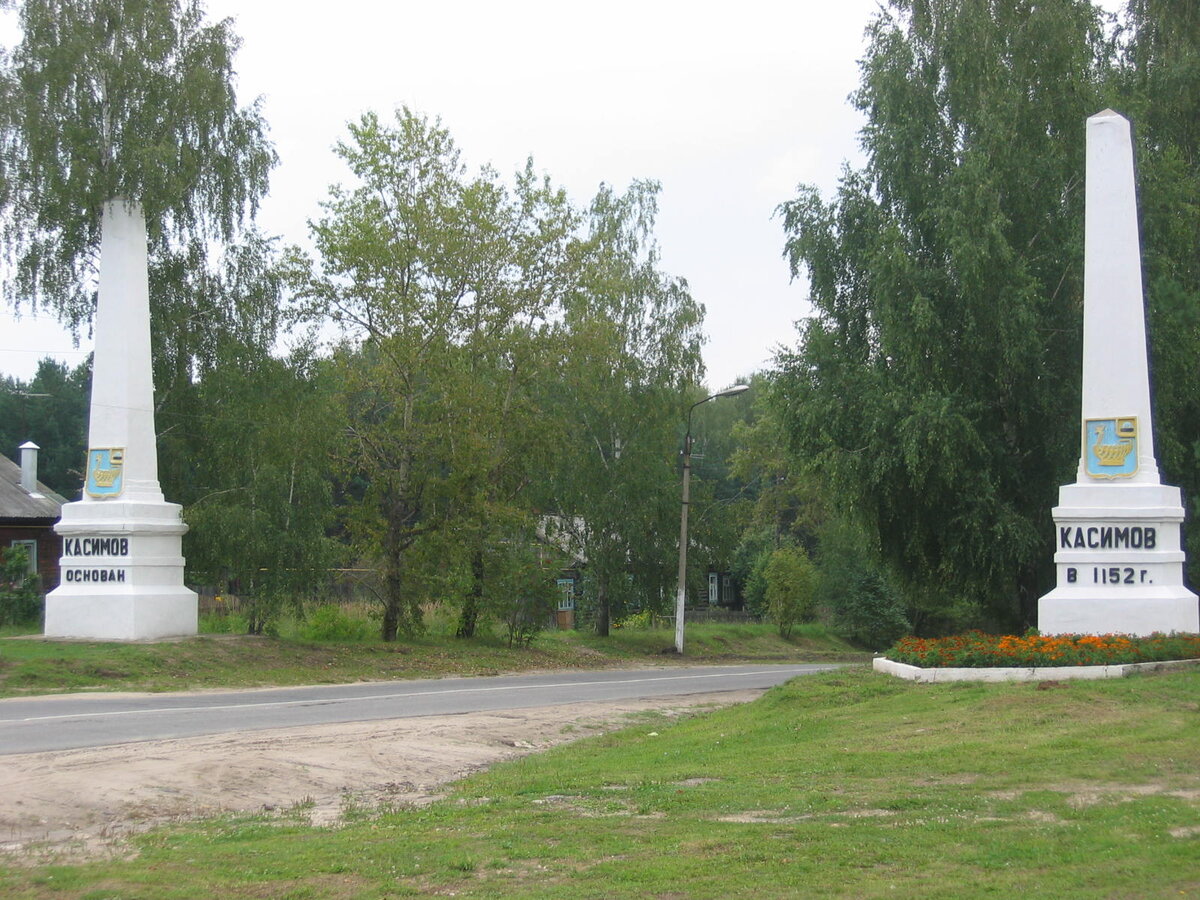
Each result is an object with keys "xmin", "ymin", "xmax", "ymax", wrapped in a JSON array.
[{"xmin": 0, "ymin": 443, "xmax": 67, "ymax": 590}]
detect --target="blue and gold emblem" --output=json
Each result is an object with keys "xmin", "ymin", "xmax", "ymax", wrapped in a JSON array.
[
  {"xmin": 1085, "ymin": 417, "xmax": 1138, "ymax": 479},
  {"xmin": 85, "ymin": 448, "xmax": 125, "ymax": 498}
]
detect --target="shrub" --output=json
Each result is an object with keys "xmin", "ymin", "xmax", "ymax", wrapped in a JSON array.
[
  {"xmin": 732, "ymin": 528, "xmax": 775, "ymax": 615},
  {"xmin": 815, "ymin": 520, "xmax": 910, "ymax": 648},
  {"xmin": 490, "ymin": 548, "xmax": 558, "ymax": 649},
  {"xmin": 829, "ymin": 569, "xmax": 910, "ymax": 650},
  {"xmin": 763, "ymin": 545, "xmax": 817, "ymax": 638},
  {"xmin": 300, "ymin": 604, "xmax": 374, "ymax": 642},
  {"xmin": 614, "ymin": 608, "xmax": 653, "ymax": 630},
  {"xmin": 0, "ymin": 545, "xmax": 42, "ymax": 626}
]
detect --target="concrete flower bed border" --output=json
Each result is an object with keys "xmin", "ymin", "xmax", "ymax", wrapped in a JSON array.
[{"xmin": 873, "ymin": 655, "xmax": 1200, "ymax": 683}]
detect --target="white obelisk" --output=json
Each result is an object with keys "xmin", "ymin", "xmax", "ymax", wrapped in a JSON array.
[
  {"xmin": 1038, "ymin": 111, "xmax": 1199, "ymax": 636},
  {"xmin": 44, "ymin": 200, "xmax": 197, "ymax": 640}
]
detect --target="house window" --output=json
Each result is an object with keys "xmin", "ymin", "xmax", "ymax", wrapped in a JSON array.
[
  {"xmin": 9, "ymin": 539, "xmax": 37, "ymax": 574},
  {"xmin": 556, "ymin": 578, "xmax": 575, "ymax": 611}
]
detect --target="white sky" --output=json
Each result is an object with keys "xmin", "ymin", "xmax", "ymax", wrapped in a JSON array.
[{"xmin": 0, "ymin": 0, "xmax": 878, "ymax": 390}]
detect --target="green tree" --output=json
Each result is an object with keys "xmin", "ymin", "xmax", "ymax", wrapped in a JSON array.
[
  {"xmin": 728, "ymin": 375, "xmax": 825, "ymax": 552},
  {"xmin": 152, "ymin": 230, "xmax": 289, "ymax": 507},
  {"xmin": 294, "ymin": 109, "xmax": 576, "ymax": 641},
  {"xmin": 816, "ymin": 518, "xmax": 910, "ymax": 649},
  {"xmin": 763, "ymin": 545, "xmax": 817, "ymax": 639},
  {"xmin": 0, "ymin": 357, "xmax": 89, "ymax": 496},
  {"xmin": 0, "ymin": 544, "xmax": 41, "ymax": 625},
  {"xmin": 683, "ymin": 380, "xmax": 757, "ymax": 604},
  {"xmin": 544, "ymin": 182, "xmax": 705, "ymax": 636},
  {"xmin": 483, "ymin": 533, "xmax": 561, "ymax": 648},
  {"xmin": 775, "ymin": 0, "xmax": 1109, "ymax": 632},
  {"xmin": 181, "ymin": 348, "xmax": 338, "ymax": 635},
  {"xmin": 0, "ymin": 0, "xmax": 274, "ymax": 327}
]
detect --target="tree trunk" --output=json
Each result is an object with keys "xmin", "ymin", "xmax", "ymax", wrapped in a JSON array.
[
  {"xmin": 382, "ymin": 566, "xmax": 401, "ymax": 643},
  {"xmin": 381, "ymin": 515, "xmax": 404, "ymax": 642},
  {"xmin": 595, "ymin": 574, "xmax": 610, "ymax": 637},
  {"xmin": 456, "ymin": 547, "xmax": 485, "ymax": 638}
]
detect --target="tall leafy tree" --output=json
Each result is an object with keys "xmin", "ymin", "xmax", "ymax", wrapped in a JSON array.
[
  {"xmin": 0, "ymin": 0, "xmax": 274, "ymax": 328},
  {"xmin": 181, "ymin": 347, "xmax": 338, "ymax": 635},
  {"xmin": 294, "ymin": 109, "xmax": 577, "ymax": 641},
  {"xmin": 545, "ymin": 182, "xmax": 705, "ymax": 635},
  {"xmin": 152, "ymin": 230, "xmax": 287, "ymax": 507},
  {"xmin": 775, "ymin": 0, "xmax": 1110, "ymax": 631},
  {"xmin": 683, "ymin": 379, "xmax": 757, "ymax": 600}
]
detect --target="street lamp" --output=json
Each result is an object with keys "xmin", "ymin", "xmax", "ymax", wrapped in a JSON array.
[{"xmin": 674, "ymin": 382, "xmax": 750, "ymax": 654}]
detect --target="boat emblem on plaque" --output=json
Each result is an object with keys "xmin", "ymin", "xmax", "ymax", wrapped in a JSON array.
[
  {"xmin": 85, "ymin": 448, "xmax": 125, "ymax": 498},
  {"xmin": 1085, "ymin": 417, "xmax": 1138, "ymax": 479}
]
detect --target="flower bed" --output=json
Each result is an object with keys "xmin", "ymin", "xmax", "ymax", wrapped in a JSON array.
[{"xmin": 884, "ymin": 631, "xmax": 1200, "ymax": 668}]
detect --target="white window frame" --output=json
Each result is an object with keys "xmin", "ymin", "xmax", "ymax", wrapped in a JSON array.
[
  {"xmin": 556, "ymin": 578, "xmax": 575, "ymax": 611},
  {"xmin": 9, "ymin": 539, "xmax": 38, "ymax": 574}
]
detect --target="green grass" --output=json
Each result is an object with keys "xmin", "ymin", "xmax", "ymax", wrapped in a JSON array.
[
  {"xmin": 2, "ymin": 667, "xmax": 1197, "ymax": 897},
  {"xmin": 0, "ymin": 621, "xmax": 864, "ymax": 698}
]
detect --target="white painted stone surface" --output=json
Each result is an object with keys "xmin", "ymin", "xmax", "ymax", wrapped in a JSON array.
[
  {"xmin": 1038, "ymin": 111, "xmax": 1199, "ymax": 636},
  {"xmin": 44, "ymin": 201, "xmax": 197, "ymax": 641},
  {"xmin": 873, "ymin": 655, "xmax": 1200, "ymax": 683}
]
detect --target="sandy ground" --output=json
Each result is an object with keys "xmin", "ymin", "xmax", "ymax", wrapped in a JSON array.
[{"xmin": 0, "ymin": 688, "xmax": 762, "ymax": 860}]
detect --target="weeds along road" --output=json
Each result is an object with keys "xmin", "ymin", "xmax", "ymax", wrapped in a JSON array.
[{"xmin": 0, "ymin": 664, "xmax": 841, "ymax": 755}]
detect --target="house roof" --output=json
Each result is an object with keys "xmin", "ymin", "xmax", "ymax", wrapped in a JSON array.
[{"xmin": 0, "ymin": 453, "xmax": 68, "ymax": 520}]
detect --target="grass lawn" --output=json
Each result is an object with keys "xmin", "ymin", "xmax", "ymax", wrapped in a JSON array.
[
  {"xmin": 1, "ymin": 666, "xmax": 1197, "ymax": 898},
  {"xmin": 0, "ymin": 622, "xmax": 865, "ymax": 698}
]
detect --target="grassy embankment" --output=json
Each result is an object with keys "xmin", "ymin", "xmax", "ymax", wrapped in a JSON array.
[
  {"xmin": 1, "ymin": 666, "xmax": 1197, "ymax": 898},
  {"xmin": 0, "ymin": 618, "xmax": 865, "ymax": 697}
]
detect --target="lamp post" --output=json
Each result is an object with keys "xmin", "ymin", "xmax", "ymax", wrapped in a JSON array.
[{"xmin": 674, "ymin": 383, "xmax": 750, "ymax": 654}]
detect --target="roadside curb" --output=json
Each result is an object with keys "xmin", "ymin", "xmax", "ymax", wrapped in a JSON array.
[{"xmin": 872, "ymin": 655, "xmax": 1200, "ymax": 683}]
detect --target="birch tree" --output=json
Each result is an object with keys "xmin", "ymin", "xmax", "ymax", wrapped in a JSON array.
[{"xmin": 0, "ymin": 0, "xmax": 273, "ymax": 327}]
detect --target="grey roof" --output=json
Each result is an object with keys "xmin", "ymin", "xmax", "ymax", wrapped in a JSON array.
[{"xmin": 0, "ymin": 453, "xmax": 68, "ymax": 520}]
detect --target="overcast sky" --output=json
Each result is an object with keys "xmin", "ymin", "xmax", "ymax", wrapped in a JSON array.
[{"xmin": 0, "ymin": 0, "xmax": 879, "ymax": 389}]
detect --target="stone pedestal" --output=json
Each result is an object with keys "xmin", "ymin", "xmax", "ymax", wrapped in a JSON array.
[
  {"xmin": 45, "ymin": 501, "xmax": 195, "ymax": 640},
  {"xmin": 1040, "ymin": 482, "xmax": 1196, "ymax": 635},
  {"xmin": 44, "ymin": 200, "xmax": 196, "ymax": 640},
  {"xmin": 1038, "ymin": 111, "xmax": 1198, "ymax": 636}
]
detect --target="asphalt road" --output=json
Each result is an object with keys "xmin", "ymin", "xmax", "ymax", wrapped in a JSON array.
[{"xmin": 0, "ymin": 664, "xmax": 839, "ymax": 755}]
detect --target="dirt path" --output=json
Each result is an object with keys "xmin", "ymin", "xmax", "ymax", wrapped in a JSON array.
[{"xmin": 0, "ymin": 688, "xmax": 763, "ymax": 860}]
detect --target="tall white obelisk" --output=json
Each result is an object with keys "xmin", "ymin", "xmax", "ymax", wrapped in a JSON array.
[
  {"xmin": 1038, "ymin": 111, "xmax": 1199, "ymax": 636},
  {"xmin": 44, "ymin": 200, "xmax": 197, "ymax": 640}
]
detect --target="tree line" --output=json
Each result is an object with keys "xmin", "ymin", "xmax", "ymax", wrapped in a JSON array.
[
  {"xmin": 0, "ymin": 1, "xmax": 717, "ymax": 641},
  {"xmin": 4, "ymin": 0, "xmax": 1199, "ymax": 645},
  {"xmin": 771, "ymin": 0, "xmax": 1200, "ymax": 636}
]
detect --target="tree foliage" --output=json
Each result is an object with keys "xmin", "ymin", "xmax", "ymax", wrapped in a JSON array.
[
  {"xmin": 180, "ymin": 348, "xmax": 338, "ymax": 635},
  {"xmin": 294, "ymin": 109, "xmax": 588, "ymax": 640},
  {"xmin": 775, "ymin": 0, "xmax": 1200, "ymax": 633},
  {"xmin": 293, "ymin": 109, "xmax": 705, "ymax": 641},
  {"xmin": 544, "ymin": 181, "xmax": 705, "ymax": 635},
  {"xmin": 763, "ymin": 545, "xmax": 817, "ymax": 638},
  {"xmin": 775, "ymin": 0, "xmax": 1110, "ymax": 631},
  {"xmin": 0, "ymin": 0, "xmax": 274, "ymax": 327},
  {"xmin": 0, "ymin": 357, "xmax": 89, "ymax": 496},
  {"xmin": 0, "ymin": 543, "xmax": 41, "ymax": 625}
]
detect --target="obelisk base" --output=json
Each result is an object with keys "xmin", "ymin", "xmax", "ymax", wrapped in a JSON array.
[
  {"xmin": 44, "ymin": 500, "xmax": 197, "ymax": 641},
  {"xmin": 1038, "ymin": 482, "xmax": 1200, "ymax": 636}
]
